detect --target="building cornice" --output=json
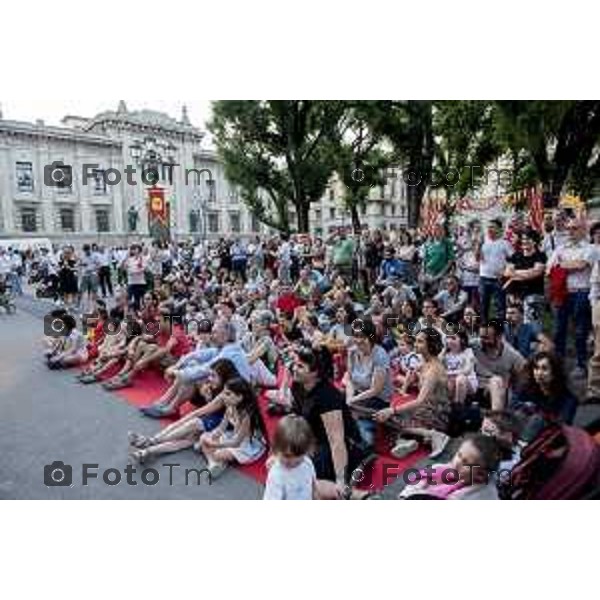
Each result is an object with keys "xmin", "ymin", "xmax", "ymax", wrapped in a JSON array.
[{"xmin": 0, "ymin": 120, "xmax": 121, "ymax": 147}]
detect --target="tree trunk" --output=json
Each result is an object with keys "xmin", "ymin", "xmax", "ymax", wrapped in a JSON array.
[
  {"xmin": 406, "ymin": 184, "xmax": 424, "ymax": 229},
  {"xmin": 350, "ymin": 205, "xmax": 362, "ymax": 233},
  {"xmin": 296, "ymin": 202, "xmax": 310, "ymax": 233},
  {"xmin": 542, "ymin": 177, "xmax": 567, "ymax": 209}
]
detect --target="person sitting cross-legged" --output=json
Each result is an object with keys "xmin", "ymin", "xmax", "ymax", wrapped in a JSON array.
[
  {"xmin": 102, "ymin": 311, "xmax": 191, "ymax": 390},
  {"xmin": 77, "ymin": 309, "xmax": 128, "ymax": 383}
]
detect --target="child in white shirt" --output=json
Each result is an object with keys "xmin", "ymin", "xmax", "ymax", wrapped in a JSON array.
[
  {"xmin": 441, "ymin": 329, "xmax": 478, "ymax": 404},
  {"xmin": 264, "ymin": 415, "xmax": 316, "ymax": 500}
]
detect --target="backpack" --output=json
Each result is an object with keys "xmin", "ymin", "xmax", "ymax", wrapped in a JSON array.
[{"xmin": 509, "ymin": 425, "xmax": 600, "ymax": 499}]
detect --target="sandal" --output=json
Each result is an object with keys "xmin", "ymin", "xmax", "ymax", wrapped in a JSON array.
[
  {"xmin": 79, "ymin": 374, "xmax": 99, "ymax": 384},
  {"xmin": 128, "ymin": 448, "xmax": 149, "ymax": 465},
  {"xmin": 128, "ymin": 432, "xmax": 155, "ymax": 449},
  {"xmin": 102, "ymin": 375, "xmax": 131, "ymax": 390}
]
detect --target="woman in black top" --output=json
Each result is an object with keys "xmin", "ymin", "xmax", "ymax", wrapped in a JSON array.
[
  {"xmin": 58, "ymin": 246, "xmax": 78, "ymax": 305},
  {"xmin": 504, "ymin": 229, "xmax": 547, "ymax": 322},
  {"xmin": 290, "ymin": 345, "xmax": 367, "ymax": 487}
]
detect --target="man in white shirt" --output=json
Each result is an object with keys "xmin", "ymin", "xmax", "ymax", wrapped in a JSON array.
[
  {"xmin": 478, "ymin": 219, "xmax": 513, "ymax": 321},
  {"xmin": 547, "ymin": 218, "xmax": 592, "ymax": 377},
  {"xmin": 0, "ymin": 248, "xmax": 12, "ymax": 278},
  {"xmin": 586, "ymin": 223, "xmax": 600, "ymax": 400},
  {"xmin": 277, "ymin": 235, "xmax": 292, "ymax": 284},
  {"xmin": 95, "ymin": 245, "xmax": 113, "ymax": 298}
]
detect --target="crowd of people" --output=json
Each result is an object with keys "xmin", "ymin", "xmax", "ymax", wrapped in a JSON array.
[{"xmin": 37, "ymin": 210, "xmax": 600, "ymax": 499}]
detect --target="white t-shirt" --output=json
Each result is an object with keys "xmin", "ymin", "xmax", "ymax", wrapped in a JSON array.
[
  {"xmin": 263, "ymin": 456, "xmax": 316, "ymax": 500},
  {"xmin": 548, "ymin": 239, "xmax": 592, "ymax": 292},
  {"xmin": 0, "ymin": 255, "xmax": 11, "ymax": 275},
  {"xmin": 125, "ymin": 255, "xmax": 147, "ymax": 285},
  {"xmin": 479, "ymin": 238, "xmax": 513, "ymax": 279}
]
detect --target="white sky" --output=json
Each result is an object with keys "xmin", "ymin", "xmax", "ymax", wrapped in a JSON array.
[{"xmin": 1, "ymin": 100, "xmax": 214, "ymax": 131}]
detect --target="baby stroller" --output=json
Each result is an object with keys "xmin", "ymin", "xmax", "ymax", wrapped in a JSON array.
[
  {"xmin": 0, "ymin": 275, "xmax": 16, "ymax": 314},
  {"xmin": 35, "ymin": 274, "xmax": 59, "ymax": 299}
]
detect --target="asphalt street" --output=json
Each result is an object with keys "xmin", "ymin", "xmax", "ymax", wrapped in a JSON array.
[{"xmin": 0, "ymin": 304, "xmax": 263, "ymax": 499}]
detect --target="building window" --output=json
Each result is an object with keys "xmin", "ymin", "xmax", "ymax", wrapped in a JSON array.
[
  {"xmin": 329, "ymin": 188, "xmax": 335, "ymax": 202},
  {"xmin": 391, "ymin": 204, "xmax": 396, "ymax": 216},
  {"xmin": 60, "ymin": 208, "xmax": 75, "ymax": 232},
  {"xmin": 206, "ymin": 180, "xmax": 216, "ymax": 203},
  {"xmin": 16, "ymin": 162, "xmax": 34, "ymax": 192},
  {"xmin": 228, "ymin": 188, "xmax": 238, "ymax": 204},
  {"xmin": 20, "ymin": 207, "xmax": 38, "ymax": 232},
  {"xmin": 207, "ymin": 212, "xmax": 219, "ymax": 233},
  {"xmin": 229, "ymin": 212, "xmax": 241, "ymax": 233},
  {"xmin": 329, "ymin": 207, "xmax": 336, "ymax": 220},
  {"xmin": 93, "ymin": 170, "xmax": 107, "ymax": 195},
  {"xmin": 400, "ymin": 205, "xmax": 406, "ymax": 218},
  {"xmin": 315, "ymin": 209, "xmax": 322, "ymax": 221},
  {"xmin": 361, "ymin": 205, "xmax": 367, "ymax": 216},
  {"xmin": 251, "ymin": 214, "xmax": 260, "ymax": 232},
  {"xmin": 95, "ymin": 209, "xmax": 110, "ymax": 232}
]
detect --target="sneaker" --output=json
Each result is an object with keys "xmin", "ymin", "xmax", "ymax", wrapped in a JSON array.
[
  {"xmin": 429, "ymin": 431, "xmax": 450, "ymax": 459},
  {"xmin": 390, "ymin": 438, "xmax": 418, "ymax": 459}
]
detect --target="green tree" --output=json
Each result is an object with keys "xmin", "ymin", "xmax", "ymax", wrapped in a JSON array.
[
  {"xmin": 372, "ymin": 101, "xmax": 434, "ymax": 228},
  {"xmin": 334, "ymin": 102, "xmax": 392, "ymax": 232},
  {"xmin": 432, "ymin": 101, "xmax": 500, "ymax": 211},
  {"xmin": 209, "ymin": 100, "xmax": 344, "ymax": 233},
  {"xmin": 493, "ymin": 101, "xmax": 600, "ymax": 203}
]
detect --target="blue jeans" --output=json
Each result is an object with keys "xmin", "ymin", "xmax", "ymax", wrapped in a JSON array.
[
  {"xmin": 554, "ymin": 291, "xmax": 591, "ymax": 368},
  {"xmin": 479, "ymin": 277, "xmax": 506, "ymax": 322}
]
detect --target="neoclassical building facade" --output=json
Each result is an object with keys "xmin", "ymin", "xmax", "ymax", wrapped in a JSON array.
[{"xmin": 0, "ymin": 102, "xmax": 408, "ymax": 246}]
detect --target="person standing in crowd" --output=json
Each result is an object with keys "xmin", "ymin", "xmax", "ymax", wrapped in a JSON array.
[
  {"xmin": 58, "ymin": 245, "xmax": 79, "ymax": 307},
  {"xmin": 421, "ymin": 222, "xmax": 454, "ymax": 295},
  {"xmin": 504, "ymin": 229, "xmax": 547, "ymax": 323},
  {"xmin": 230, "ymin": 239, "xmax": 248, "ymax": 282},
  {"xmin": 122, "ymin": 243, "xmax": 147, "ymax": 311},
  {"xmin": 586, "ymin": 222, "xmax": 600, "ymax": 401},
  {"xmin": 277, "ymin": 234, "xmax": 292, "ymax": 284},
  {"xmin": 457, "ymin": 221, "xmax": 481, "ymax": 308},
  {"xmin": 0, "ymin": 247, "xmax": 12, "ymax": 283},
  {"xmin": 477, "ymin": 218, "xmax": 513, "ymax": 321},
  {"xmin": 542, "ymin": 210, "xmax": 569, "ymax": 256},
  {"xmin": 547, "ymin": 218, "xmax": 592, "ymax": 378},
  {"xmin": 95, "ymin": 245, "xmax": 113, "ymax": 298},
  {"xmin": 331, "ymin": 228, "xmax": 355, "ymax": 282},
  {"xmin": 79, "ymin": 244, "xmax": 100, "ymax": 312},
  {"xmin": 9, "ymin": 248, "xmax": 23, "ymax": 296}
]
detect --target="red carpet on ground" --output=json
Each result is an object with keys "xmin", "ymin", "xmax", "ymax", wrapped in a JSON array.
[{"xmin": 92, "ymin": 365, "xmax": 425, "ymax": 492}]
